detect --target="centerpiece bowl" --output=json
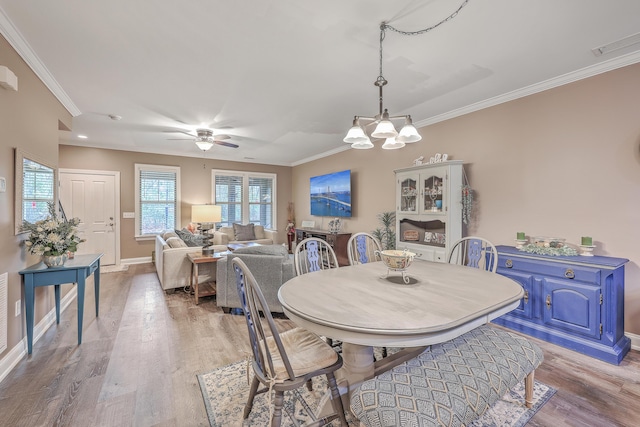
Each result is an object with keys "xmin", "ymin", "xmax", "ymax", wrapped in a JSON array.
[{"xmin": 376, "ymin": 249, "xmax": 416, "ymax": 284}]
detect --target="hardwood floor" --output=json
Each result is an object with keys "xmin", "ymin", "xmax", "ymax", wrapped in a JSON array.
[{"xmin": 0, "ymin": 262, "xmax": 639, "ymax": 426}]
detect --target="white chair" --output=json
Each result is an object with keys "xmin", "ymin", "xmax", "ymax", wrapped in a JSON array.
[
  {"xmin": 347, "ymin": 232, "xmax": 382, "ymax": 266},
  {"xmin": 294, "ymin": 237, "xmax": 339, "ymax": 275},
  {"xmin": 447, "ymin": 236, "xmax": 498, "ymax": 273},
  {"xmin": 232, "ymin": 257, "xmax": 348, "ymax": 427}
]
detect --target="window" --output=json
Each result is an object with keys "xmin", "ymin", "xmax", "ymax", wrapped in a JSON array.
[
  {"xmin": 213, "ymin": 170, "xmax": 276, "ymax": 229},
  {"xmin": 135, "ymin": 164, "xmax": 181, "ymax": 238}
]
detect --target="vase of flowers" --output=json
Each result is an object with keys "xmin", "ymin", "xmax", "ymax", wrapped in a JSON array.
[{"xmin": 21, "ymin": 202, "xmax": 85, "ymax": 267}]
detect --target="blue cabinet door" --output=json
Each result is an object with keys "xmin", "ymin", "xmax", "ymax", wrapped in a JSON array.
[
  {"xmin": 542, "ymin": 278, "xmax": 601, "ymax": 339},
  {"xmin": 497, "ymin": 268, "xmax": 534, "ymax": 319}
]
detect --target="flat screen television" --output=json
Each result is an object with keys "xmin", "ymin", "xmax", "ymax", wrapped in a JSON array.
[{"xmin": 310, "ymin": 169, "xmax": 352, "ymax": 217}]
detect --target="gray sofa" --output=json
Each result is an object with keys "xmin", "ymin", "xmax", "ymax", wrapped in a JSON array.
[{"xmin": 216, "ymin": 244, "xmax": 295, "ymax": 313}]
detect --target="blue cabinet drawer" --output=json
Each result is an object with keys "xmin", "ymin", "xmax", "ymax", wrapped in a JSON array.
[{"xmin": 499, "ymin": 256, "xmax": 600, "ymax": 283}]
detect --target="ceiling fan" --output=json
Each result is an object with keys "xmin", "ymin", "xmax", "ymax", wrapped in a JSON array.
[{"xmin": 167, "ymin": 128, "xmax": 239, "ymax": 151}]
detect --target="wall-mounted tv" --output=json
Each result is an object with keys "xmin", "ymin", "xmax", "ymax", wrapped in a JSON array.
[{"xmin": 310, "ymin": 169, "xmax": 352, "ymax": 217}]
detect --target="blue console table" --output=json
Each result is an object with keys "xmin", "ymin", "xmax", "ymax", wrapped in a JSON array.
[
  {"xmin": 19, "ymin": 253, "xmax": 103, "ymax": 354},
  {"xmin": 493, "ymin": 246, "xmax": 630, "ymax": 364}
]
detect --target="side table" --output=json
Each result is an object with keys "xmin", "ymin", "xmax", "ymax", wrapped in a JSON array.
[
  {"xmin": 18, "ymin": 253, "xmax": 103, "ymax": 354},
  {"xmin": 187, "ymin": 252, "xmax": 228, "ymax": 304}
]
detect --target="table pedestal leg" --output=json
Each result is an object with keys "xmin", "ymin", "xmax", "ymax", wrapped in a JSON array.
[
  {"xmin": 54, "ymin": 285, "xmax": 61, "ymax": 324},
  {"xmin": 316, "ymin": 343, "xmax": 375, "ymax": 418},
  {"xmin": 77, "ymin": 277, "xmax": 85, "ymax": 345}
]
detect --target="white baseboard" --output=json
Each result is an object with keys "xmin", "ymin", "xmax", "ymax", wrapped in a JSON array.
[
  {"xmin": 121, "ymin": 257, "xmax": 152, "ymax": 265},
  {"xmin": 627, "ymin": 332, "xmax": 640, "ymax": 351},
  {"xmin": 0, "ymin": 287, "xmax": 77, "ymax": 384}
]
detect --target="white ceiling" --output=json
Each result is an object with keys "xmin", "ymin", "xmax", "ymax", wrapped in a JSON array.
[{"xmin": 2, "ymin": 1, "xmax": 640, "ymax": 166}]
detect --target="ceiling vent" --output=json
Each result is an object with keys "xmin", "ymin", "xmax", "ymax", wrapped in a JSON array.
[{"xmin": 592, "ymin": 32, "xmax": 640, "ymax": 57}]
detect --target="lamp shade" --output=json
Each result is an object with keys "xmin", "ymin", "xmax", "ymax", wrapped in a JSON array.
[
  {"xmin": 191, "ymin": 204, "xmax": 221, "ymax": 223},
  {"xmin": 351, "ymin": 138, "xmax": 374, "ymax": 149},
  {"xmin": 371, "ymin": 119, "xmax": 398, "ymax": 139},
  {"xmin": 381, "ymin": 137, "xmax": 405, "ymax": 150},
  {"xmin": 343, "ymin": 125, "xmax": 369, "ymax": 144},
  {"xmin": 396, "ymin": 123, "xmax": 422, "ymax": 143}
]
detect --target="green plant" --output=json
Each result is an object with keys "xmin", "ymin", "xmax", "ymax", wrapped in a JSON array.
[
  {"xmin": 372, "ymin": 211, "xmax": 396, "ymax": 250},
  {"xmin": 21, "ymin": 202, "xmax": 85, "ymax": 256}
]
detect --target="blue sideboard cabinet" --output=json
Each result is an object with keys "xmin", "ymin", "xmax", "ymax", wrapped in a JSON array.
[{"xmin": 493, "ymin": 245, "xmax": 630, "ymax": 364}]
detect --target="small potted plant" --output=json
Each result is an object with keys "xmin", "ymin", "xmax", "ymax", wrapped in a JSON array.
[{"xmin": 21, "ymin": 202, "xmax": 85, "ymax": 267}]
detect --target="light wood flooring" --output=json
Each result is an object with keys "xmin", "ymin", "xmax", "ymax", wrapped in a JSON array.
[{"xmin": 0, "ymin": 262, "xmax": 639, "ymax": 426}]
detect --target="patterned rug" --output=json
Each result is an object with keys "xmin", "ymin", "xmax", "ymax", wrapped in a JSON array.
[{"xmin": 198, "ymin": 360, "xmax": 556, "ymax": 427}]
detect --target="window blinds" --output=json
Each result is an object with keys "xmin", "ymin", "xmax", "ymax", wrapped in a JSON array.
[{"xmin": 139, "ymin": 169, "xmax": 177, "ymax": 235}]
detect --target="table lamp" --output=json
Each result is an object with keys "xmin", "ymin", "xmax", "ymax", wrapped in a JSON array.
[{"xmin": 191, "ymin": 204, "xmax": 222, "ymax": 255}]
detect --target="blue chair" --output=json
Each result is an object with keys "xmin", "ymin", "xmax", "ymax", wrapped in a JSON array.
[
  {"xmin": 347, "ymin": 232, "xmax": 382, "ymax": 266},
  {"xmin": 447, "ymin": 236, "xmax": 498, "ymax": 273}
]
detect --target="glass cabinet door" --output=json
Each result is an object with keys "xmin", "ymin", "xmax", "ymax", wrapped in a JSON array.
[
  {"xmin": 398, "ymin": 176, "xmax": 418, "ymax": 213},
  {"xmin": 422, "ymin": 173, "xmax": 445, "ymax": 213}
]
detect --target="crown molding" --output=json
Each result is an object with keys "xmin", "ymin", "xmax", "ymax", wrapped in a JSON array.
[
  {"xmin": 415, "ymin": 50, "xmax": 640, "ymax": 129},
  {"xmin": 0, "ymin": 7, "xmax": 81, "ymax": 116}
]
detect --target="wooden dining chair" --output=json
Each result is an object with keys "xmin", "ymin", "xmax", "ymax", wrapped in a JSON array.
[
  {"xmin": 294, "ymin": 237, "xmax": 339, "ymax": 275},
  {"xmin": 347, "ymin": 232, "xmax": 382, "ymax": 266},
  {"xmin": 232, "ymin": 257, "xmax": 348, "ymax": 427},
  {"xmin": 447, "ymin": 236, "xmax": 498, "ymax": 273}
]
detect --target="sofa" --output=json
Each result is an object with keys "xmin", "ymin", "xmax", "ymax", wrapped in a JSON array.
[
  {"xmin": 212, "ymin": 223, "xmax": 278, "ymax": 246},
  {"xmin": 155, "ymin": 230, "xmax": 227, "ymax": 291},
  {"xmin": 216, "ymin": 244, "xmax": 295, "ymax": 313}
]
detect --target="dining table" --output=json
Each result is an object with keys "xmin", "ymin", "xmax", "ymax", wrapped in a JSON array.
[{"xmin": 278, "ymin": 259, "xmax": 524, "ymax": 411}]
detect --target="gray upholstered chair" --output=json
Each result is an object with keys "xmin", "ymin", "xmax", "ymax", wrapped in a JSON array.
[
  {"xmin": 232, "ymin": 257, "xmax": 348, "ymax": 427},
  {"xmin": 347, "ymin": 232, "xmax": 382, "ymax": 266},
  {"xmin": 447, "ymin": 236, "xmax": 498, "ymax": 273},
  {"xmin": 293, "ymin": 237, "xmax": 339, "ymax": 275},
  {"xmin": 216, "ymin": 244, "xmax": 295, "ymax": 313}
]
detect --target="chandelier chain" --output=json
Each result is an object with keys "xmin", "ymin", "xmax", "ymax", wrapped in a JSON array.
[{"xmin": 378, "ymin": 0, "xmax": 470, "ymax": 78}]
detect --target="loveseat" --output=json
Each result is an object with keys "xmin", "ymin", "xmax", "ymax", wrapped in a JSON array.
[
  {"xmin": 212, "ymin": 223, "xmax": 278, "ymax": 246},
  {"xmin": 216, "ymin": 244, "xmax": 295, "ymax": 313},
  {"xmin": 155, "ymin": 230, "xmax": 227, "ymax": 291}
]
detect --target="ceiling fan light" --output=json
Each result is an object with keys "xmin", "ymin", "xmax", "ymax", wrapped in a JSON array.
[
  {"xmin": 381, "ymin": 137, "xmax": 405, "ymax": 150},
  {"xmin": 371, "ymin": 120, "xmax": 398, "ymax": 139},
  {"xmin": 343, "ymin": 124, "xmax": 369, "ymax": 144},
  {"xmin": 195, "ymin": 140, "xmax": 213, "ymax": 151}
]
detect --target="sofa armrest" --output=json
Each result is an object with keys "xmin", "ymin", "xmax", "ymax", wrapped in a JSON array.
[
  {"xmin": 212, "ymin": 231, "xmax": 230, "ymax": 246},
  {"xmin": 264, "ymin": 229, "xmax": 278, "ymax": 244}
]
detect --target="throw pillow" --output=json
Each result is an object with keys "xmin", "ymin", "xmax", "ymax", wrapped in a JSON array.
[
  {"xmin": 175, "ymin": 228, "xmax": 208, "ymax": 247},
  {"xmin": 233, "ymin": 223, "xmax": 256, "ymax": 241},
  {"xmin": 165, "ymin": 236, "xmax": 187, "ymax": 248}
]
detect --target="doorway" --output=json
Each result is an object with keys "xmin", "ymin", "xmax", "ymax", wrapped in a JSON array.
[{"xmin": 59, "ymin": 169, "xmax": 120, "ymax": 265}]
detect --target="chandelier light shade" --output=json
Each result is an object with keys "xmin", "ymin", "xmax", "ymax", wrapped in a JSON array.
[{"xmin": 343, "ymin": 1, "xmax": 469, "ymax": 150}]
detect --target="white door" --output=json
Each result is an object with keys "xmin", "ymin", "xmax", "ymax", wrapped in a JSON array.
[{"xmin": 59, "ymin": 170, "xmax": 120, "ymax": 265}]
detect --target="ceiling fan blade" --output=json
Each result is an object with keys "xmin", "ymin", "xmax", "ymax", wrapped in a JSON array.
[
  {"xmin": 214, "ymin": 140, "xmax": 239, "ymax": 148},
  {"xmin": 212, "ymin": 134, "xmax": 231, "ymax": 141},
  {"xmin": 163, "ymin": 129, "xmax": 195, "ymax": 137}
]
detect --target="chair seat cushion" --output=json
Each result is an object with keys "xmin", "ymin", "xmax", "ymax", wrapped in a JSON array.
[{"xmin": 265, "ymin": 327, "xmax": 338, "ymax": 380}]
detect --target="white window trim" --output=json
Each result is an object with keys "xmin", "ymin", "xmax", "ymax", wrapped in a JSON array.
[
  {"xmin": 135, "ymin": 163, "xmax": 181, "ymax": 240},
  {"xmin": 211, "ymin": 169, "xmax": 277, "ymax": 229}
]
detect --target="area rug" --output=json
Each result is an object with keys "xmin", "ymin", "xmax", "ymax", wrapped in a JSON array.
[
  {"xmin": 198, "ymin": 360, "xmax": 556, "ymax": 427},
  {"xmin": 101, "ymin": 264, "xmax": 129, "ymax": 273}
]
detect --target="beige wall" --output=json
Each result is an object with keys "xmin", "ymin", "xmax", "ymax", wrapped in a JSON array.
[
  {"xmin": 58, "ymin": 146, "xmax": 293, "ymax": 259},
  {"xmin": 293, "ymin": 62, "xmax": 640, "ymax": 335},
  {"xmin": 0, "ymin": 35, "xmax": 73, "ymax": 357}
]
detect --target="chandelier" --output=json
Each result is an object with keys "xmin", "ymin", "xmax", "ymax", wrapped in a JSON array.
[{"xmin": 344, "ymin": 0, "xmax": 470, "ymax": 150}]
